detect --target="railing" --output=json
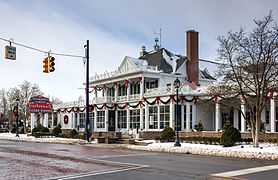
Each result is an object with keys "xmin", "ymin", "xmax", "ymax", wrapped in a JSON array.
[
  {"xmin": 129, "ymin": 94, "xmax": 140, "ymax": 101},
  {"xmin": 90, "ymin": 65, "xmax": 158, "ymax": 81},
  {"xmin": 116, "ymin": 96, "xmax": 127, "ymax": 102},
  {"xmin": 144, "ymin": 86, "xmax": 172, "ymax": 97}
]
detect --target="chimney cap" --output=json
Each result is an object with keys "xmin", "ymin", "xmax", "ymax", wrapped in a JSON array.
[{"xmin": 186, "ymin": 30, "xmax": 199, "ymax": 33}]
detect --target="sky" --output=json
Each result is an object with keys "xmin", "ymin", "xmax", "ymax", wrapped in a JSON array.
[{"xmin": 0, "ymin": 0, "xmax": 277, "ymax": 102}]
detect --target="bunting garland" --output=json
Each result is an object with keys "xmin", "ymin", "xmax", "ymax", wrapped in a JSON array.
[
  {"xmin": 139, "ymin": 77, "xmax": 142, "ymax": 84},
  {"xmin": 55, "ymin": 95, "xmax": 198, "ymax": 113},
  {"xmin": 126, "ymin": 80, "xmax": 129, "ymax": 88},
  {"xmin": 269, "ymin": 91, "xmax": 274, "ymax": 99}
]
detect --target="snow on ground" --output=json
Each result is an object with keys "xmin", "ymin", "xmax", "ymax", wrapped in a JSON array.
[
  {"xmin": 125, "ymin": 139, "xmax": 278, "ymax": 160},
  {"xmin": 0, "ymin": 133, "xmax": 94, "ymax": 144}
]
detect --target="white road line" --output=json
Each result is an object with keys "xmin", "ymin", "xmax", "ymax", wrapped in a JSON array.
[
  {"xmin": 212, "ymin": 165, "xmax": 278, "ymax": 177},
  {"xmin": 96, "ymin": 153, "xmax": 158, "ymax": 159},
  {"xmin": 56, "ymin": 166, "xmax": 147, "ymax": 180},
  {"xmin": 84, "ymin": 158, "xmax": 150, "ymax": 167}
]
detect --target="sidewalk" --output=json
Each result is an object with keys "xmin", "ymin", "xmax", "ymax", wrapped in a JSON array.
[{"xmin": 1, "ymin": 133, "xmax": 278, "ymax": 160}]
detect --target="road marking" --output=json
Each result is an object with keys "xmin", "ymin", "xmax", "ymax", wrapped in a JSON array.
[
  {"xmin": 211, "ymin": 164, "xmax": 278, "ymax": 177},
  {"xmin": 84, "ymin": 158, "xmax": 150, "ymax": 167},
  {"xmin": 207, "ymin": 175, "xmax": 248, "ymax": 180},
  {"xmin": 55, "ymin": 166, "xmax": 146, "ymax": 180},
  {"xmin": 96, "ymin": 152, "xmax": 158, "ymax": 159},
  {"xmin": 51, "ymin": 158, "xmax": 150, "ymax": 180}
]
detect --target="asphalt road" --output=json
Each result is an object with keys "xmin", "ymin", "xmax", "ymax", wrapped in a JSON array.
[{"xmin": 0, "ymin": 140, "xmax": 277, "ymax": 180}]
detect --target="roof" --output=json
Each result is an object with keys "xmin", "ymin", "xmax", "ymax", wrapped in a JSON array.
[
  {"xmin": 139, "ymin": 48, "xmax": 187, "ymax": 74},
  {"xmin": 199, "ymin": 59, "xmax": 221, "ymax": 81}
]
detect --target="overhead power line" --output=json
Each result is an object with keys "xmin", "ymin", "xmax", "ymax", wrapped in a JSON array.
[{"xmin": 0, "ymin": 37, "xmax": 85, "ymax": 58}]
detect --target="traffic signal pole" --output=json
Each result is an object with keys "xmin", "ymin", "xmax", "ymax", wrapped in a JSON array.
[{"xmin": 85, "ymin": 40, "xmax": 90, "ymax": 142}]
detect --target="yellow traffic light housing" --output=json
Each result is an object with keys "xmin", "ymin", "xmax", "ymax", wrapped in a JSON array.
[
  {"xmin": 43, "ymin": 57, "xmax": 49, "ymax": 73},
  {"xmin": 49, "ymin": 56, "xmax": 55, "ymax": 72}
]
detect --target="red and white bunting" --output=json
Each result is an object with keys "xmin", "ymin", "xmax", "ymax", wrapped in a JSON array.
[
  {"xmin": 214, "ymin": 96, "xmax": 218, "ymax": 103},
  {"xmin": 139, "ymin": 77, "xmax": 142, "ymax": 84},
  {"xmin": 156, "ymin": 97, "xmax": 159, "ymax": 105},
  {"xmin": 103, "ymin": 84, "xmax": 106, "ymax": 91},
  {"xmin": 269, "ymin": 91, "xmax": 274, "ymax": 99}
]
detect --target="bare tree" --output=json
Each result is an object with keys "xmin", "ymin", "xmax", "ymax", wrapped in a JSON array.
[
  {"xmin": 6, "ymin": 87, "xmax": 21, "ymax": 132},
  {"xmin": 0, "ymin": 88, "xmax": 8, "ymax": 128},
  {"xmin": 18, "ymin": 81, "xmax": 43, "ymax": 133},
  {"xmin": 216, "ymin": 12, "xmax": 278, "ymax": 147}
]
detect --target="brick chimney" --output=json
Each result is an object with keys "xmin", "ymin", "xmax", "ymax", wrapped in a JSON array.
[{"xmin": 186, "ymin": 30, "xmax": 199, "ymax": 85}]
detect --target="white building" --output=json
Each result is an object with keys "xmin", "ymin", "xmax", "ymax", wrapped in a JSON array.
[{"xmin": 53, "ymin": 30, "xmax": 278, "ymax": 135}]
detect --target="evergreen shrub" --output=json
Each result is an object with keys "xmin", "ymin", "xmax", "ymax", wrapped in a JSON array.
[
  {"xmin": 220, "ymin": 126, "xmax": 241, "ymax": 147},
  {"xmin": 69, "ymin": 129, "xmax": 78, "ymax": 138},
  {"xmin": 40, "ymin": 126, "xmax": 50, "ymax": 133},
  {"xmin": 51, "ymin": 126, "xmax": 62, "ymax": 137},
  {"xmin": 31, "ymin": 127, "xmax": 40, "ymax": 136},
  {"xmin": 160, "ymin": 126, "xmax": 175, "ymax": 142}
]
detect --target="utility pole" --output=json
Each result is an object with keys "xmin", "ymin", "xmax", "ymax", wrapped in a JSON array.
[{"xmin": 85, "ymin": 40, "xmax": 90, "ymax": 141}]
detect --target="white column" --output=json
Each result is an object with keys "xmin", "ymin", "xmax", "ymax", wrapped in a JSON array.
[
  {"xmin": 127, "ymin": 80, "xmax": 130, "ymax": 101},
  {"xmin": 115, "ymin": 109, "xmax": 118, "ymax": 131},
  {"xmin": 126, "ymin": 108, "xmax": 130, "ymax": 131},
  {"xmin": 94, "ymin": 111, "xmax": 97, "ymax": 132},
  {"xmin": 115, "ymin": 84, "xmax": 118, "ymax": 101},
  {"xmin": 140, "ymin": 107, "xmax": 143, "ymax": 130},
  {"xmin": 44, "ymin": 113, "xmax": 48, "ymax": 128},
  {"xmin": 169, "ymin": 102, "xmax": 174, "ymax": 129},
  {"xmin": 105, "ymin": 109, "xmax": 108, "ymax": 131},
  {"xmin": 241, "ymin": 103, "xmax": 246, "ymax": 132},
  {"xmin": 270, "ymin": 98, "xmax": 276, "ymax": 132},
  {"xmin": 192, "ymin": 103, "xmax": 196, "ymax": 130},
  {"xmin": 233, "ymin": 109, "xmax": 239, "ymax": 130},
  {"xmin": 51, "ymin": 113, "xmax": 54, "ymax": 128},
  {"xmin": 215, "ymin": 102, "xmax": 221, "ymax": 131},
  {"xmin": 181, "ymin": 104, "xmax": 185, "ymax": 131},
  {"xmin": 157, "ymin": 105, "xmax": 160, "ymax": 130},
  {"xmin": 31, "ymin": 113, "xmax": 35, "ymax": 130},
  {"xmin": 140, "ymin": 76, "xmax": 144, "ymax": 99},
  {"xmin": 77, "ymin": 113, "xmax": 80, "ymax": 130},
  {"xmin": 145, "ymin": 105, "xmax": 149, "ymax": 131},
  {"xmin": 186, "ymin": 102, "xmax": 190, "ymax": 131}
]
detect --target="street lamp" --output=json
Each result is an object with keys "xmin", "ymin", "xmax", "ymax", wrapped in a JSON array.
[
  {"xmin": 174, "ymin": 77, "xmax": 181, "ymax": 147},
  {"xmin": 14, "ymin": 98, "xmax": 19, "ymax": 137}
]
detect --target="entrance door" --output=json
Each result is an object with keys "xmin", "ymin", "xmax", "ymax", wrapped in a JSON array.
[{"xmin": 108, "ymin": 110, "xmax": 116, "ymax": 131}]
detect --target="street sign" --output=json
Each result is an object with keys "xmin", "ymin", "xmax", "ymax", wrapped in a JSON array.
[{"xmin": 5, "ymin": 46, "xmax": 16, "ymax": 60}]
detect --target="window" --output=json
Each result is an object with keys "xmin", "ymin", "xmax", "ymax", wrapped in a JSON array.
[
  {"xmin": 117, "ymin": 110, "xmax": 127, "ymax": 129},
  {"xmin": 80, "ymin": 113, "xmax": 86, "ymax": 128},
  {"xmin": 266, "ymin": 111, "xmax": 269, "ymax": 124},
  {"xmin": 160, "ymin": 105, "xmax": 170, "ymax": 129},
  {"xmin": 130, "ymin": 109, "xmax": 140, "ymax": 129},
  {"xmin": 89, "ymin": 112, "xmax": 94, "ymax": 130},
  {"xmin": 149, "ymin": 106, "xmax": 158, "ymax": 129},
  {"xmin": 97, "ymin": 111, "xmax": 105, "ymax": 128}
]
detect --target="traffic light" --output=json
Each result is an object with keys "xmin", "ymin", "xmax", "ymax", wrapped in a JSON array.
[
  {"xmin": 49, "ymin": 56, "xmax": 55, "ymax": 72},
  {"xmin": 43, "ymin": 57, "xmax": 49, "ymax": 73}
]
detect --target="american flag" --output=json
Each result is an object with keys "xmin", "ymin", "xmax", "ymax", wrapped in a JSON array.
[{"xmin": 186, "ymin": 79, "xmax": 197, "ymax": 90}]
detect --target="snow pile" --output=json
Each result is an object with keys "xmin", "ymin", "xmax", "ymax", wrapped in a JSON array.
[
  {"xmin": 119, "ymin": 141, "xmax": 278, "ymax": 160},
  {"xmin": 162, "ymin": 49, "xmax": 179, "ymax": 73},
  {"xmin": 0, "ymin": 133, "xmax": 92, "ymax": 145}
]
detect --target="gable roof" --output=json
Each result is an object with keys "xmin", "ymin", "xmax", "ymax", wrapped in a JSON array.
[{"xmin": 139, "ymin": 48, "xmax": 187, "ymax": 74}]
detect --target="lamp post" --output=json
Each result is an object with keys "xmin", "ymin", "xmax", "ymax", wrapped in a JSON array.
[
  {"xmin": 174, "ymin": 77, "xmax": 181, "ymax": 147},
  {"xmin": 14, "ymin": 98, "xmax": 19, "ymax": 137}
]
